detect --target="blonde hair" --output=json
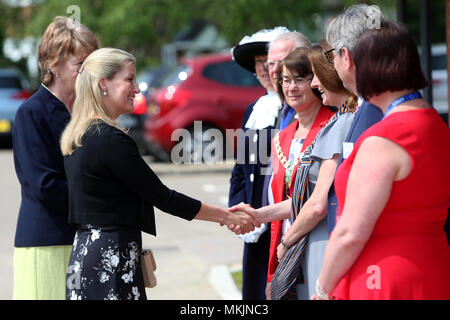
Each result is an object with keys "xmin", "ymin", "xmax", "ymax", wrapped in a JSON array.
[
  {"xmin": 60, "ymin": 47, "xmax": 136, "ymax": 156},
  {"xmin": 38, "ymin": 16, "xmax": 99, "ymax": 86}
]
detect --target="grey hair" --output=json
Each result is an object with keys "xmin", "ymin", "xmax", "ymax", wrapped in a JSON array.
[
  {"xmin": 268, "ymin": 31, "xmax": 311, "ymax": 50},
  {"xmin": 326, "ymin": 4, "xmax": 384, "ymax": 54}
]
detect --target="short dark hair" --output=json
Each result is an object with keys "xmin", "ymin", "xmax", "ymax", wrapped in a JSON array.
[
  {"xmin": 353, "ymin": 20, "xmax": 428, "ymax": 100},
  {"xmin": 275, "ymin": 47, "xmax": 321, "ymax": 102}
]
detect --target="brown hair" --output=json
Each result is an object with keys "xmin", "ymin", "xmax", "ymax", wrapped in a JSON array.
[
  {"xmin": 275, "ymin": 47, "xmax": 321, "ymax": 102},
  {"xmin": 353, "ymin": 20, "xmax": 428, "ymax": 100},
  {"xmin": 38, "ymin": 16, "xmax": 99, "ymax": 86},
  {"xmin": 308, "ymin": 43, "xmax": 357, "ymax": 111}
]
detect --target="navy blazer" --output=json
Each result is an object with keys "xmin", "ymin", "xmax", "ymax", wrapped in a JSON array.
[
  {"xmin": 13, "ymin": 85, "xmax": 76, "ymax": 247},
  {"xmin": 228, "ymin": 99, "xmax": 277, "ymax": 209},
  {"xmin": 327, "ymin": 100, "xmax": 383, "ymax": 234}
]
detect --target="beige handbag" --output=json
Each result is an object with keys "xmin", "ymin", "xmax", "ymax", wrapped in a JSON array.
[{"xmin": 141, "ymin": 249, "xmax": 157, "ymax": 288}]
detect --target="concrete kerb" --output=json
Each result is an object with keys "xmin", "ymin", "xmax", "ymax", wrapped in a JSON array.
[
  {"xmin": 144, "ymin": 158, "xmax": 235, "ymax": 176},
  {"xmin": 209, "ymin": 264, "xmax": 242, "ymax": 300}
]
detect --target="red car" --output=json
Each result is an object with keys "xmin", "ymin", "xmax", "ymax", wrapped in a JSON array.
[{"xmin": 144, "ymin": 53, "xmax": 266, "ymax": 163}]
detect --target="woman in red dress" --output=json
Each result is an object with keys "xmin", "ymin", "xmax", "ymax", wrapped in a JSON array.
[{"xmin": 314, "ymin": 21, "xmax": 450, "ymax": 300}]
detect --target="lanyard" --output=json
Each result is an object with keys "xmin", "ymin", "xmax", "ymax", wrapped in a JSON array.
[{"xmin": 383, "ymin": 91, "xmax": 421, "ymax": 118}]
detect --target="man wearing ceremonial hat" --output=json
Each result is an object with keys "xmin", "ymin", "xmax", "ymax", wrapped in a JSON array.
[{"xmin": 228, "ymin": 27, "xmax": 289, "ymax": 300}]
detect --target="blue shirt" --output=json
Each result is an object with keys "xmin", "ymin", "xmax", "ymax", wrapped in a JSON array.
[{"xmin": 327, "ymin": 100, "xmax": 383, "ymax": 235}]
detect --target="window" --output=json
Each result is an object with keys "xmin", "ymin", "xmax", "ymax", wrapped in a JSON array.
[
  {"xmin": 203, "ymin": 61, "xmax": 261, "ymax": 87},
  {"xmin": 0, "ymin": 76, "xmax": 22, "ymax": 89},
  {"xmin": 160, "ymin": 64, "xmax": 192, "ymax": 88},
  {"xmin": 432, "ymin": 54, "xmax": 447, "ymax": 70}
]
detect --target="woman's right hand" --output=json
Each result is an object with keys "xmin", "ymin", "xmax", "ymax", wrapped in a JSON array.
[
  {"xmin": 228, "ymin": 203, "xmax": 261, "ymax": 223},
  {"xmin": 225, "ymin": 210, "xmax": 261, "ymax": 235}
]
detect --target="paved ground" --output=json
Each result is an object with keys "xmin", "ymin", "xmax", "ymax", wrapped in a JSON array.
[{"xmin": 0, "ymin": 148, "xmax": 243, "ymax": 300}]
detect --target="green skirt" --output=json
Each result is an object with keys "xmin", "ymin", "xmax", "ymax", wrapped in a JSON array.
[{"xmin": 13, "ymin": 245, "xmax": 72, "ymax": 300}]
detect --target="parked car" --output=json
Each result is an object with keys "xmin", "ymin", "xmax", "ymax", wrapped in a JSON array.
[
  {"xmin": 116, "ymin": 66, "xmax": 170, "ymax": 154},
  {"xmin": 144, "ymin": 53, "xmax": 266, "ymax": 163},
  {"xmin": 0, "ymin": 68, "xmax": 32, "ymax": 142}
]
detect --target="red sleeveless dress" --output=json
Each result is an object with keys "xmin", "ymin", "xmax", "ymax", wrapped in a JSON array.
[{"xmin": 333, "ymin": 109, "xmax": 450, "ymax": 300}]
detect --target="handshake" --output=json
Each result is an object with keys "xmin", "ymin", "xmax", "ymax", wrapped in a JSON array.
[{"xmin": 222, "ymin": 203, "xmax": 262, "ymax": 235}]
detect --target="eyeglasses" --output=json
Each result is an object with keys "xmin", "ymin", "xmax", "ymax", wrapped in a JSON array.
[
  {"xmin": 280, "ymin": 76, "xmax": 313, "ymax": 88},
  {"xmin": 324, "ymin": 48, "xmax": 336, "ymax": 64},
  {"xmin": 265, "ymin": 60, "xmax": 281, "ymax": 70}
]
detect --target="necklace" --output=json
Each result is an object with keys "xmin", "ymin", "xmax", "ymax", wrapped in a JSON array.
[
  {"xmin": 274, "ymin": 133, "xmax": 303, "ymax": 171},
  {"xmin": 274, "ymin": 133, "xmax": 305, "ymax": 198}
]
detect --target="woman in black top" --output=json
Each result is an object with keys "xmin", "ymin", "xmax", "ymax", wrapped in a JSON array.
[{"xmin": 60, "ymin": 48, "xmax": 258, "ymax": 300}]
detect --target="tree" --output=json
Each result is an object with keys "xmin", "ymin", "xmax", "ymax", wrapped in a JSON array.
[{"xmin": 7, "ymin": 0, "xmax": 443, "ymax": 78}]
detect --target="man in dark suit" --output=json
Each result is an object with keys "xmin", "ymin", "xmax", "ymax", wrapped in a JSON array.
[{"xmin": 324, "ymin": 4, "xmax": 384, "ymax": 234}]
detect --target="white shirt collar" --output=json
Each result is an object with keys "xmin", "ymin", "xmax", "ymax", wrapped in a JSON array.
[{"xmin": 244, "ymin": 91, "xmax": 282, "ymax": 129}]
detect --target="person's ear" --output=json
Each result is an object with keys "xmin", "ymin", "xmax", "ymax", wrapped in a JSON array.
[
  {"xmin": 341, "ymin": 47, "xmax": 354, "ymax": 70},
  {"xmin": 98, "ymin": 78, "xmax": 108, "ymax": 93}
]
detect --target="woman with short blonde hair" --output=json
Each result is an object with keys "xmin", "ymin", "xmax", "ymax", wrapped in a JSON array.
[{"xmin": 13, "ymin": 16, "xmax": 99, "ymax": 300}]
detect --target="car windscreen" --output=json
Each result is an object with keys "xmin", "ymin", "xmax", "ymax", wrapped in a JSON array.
[{"xmin": 160, "ymin": 64, "xmax": 191, "ymax": 88}]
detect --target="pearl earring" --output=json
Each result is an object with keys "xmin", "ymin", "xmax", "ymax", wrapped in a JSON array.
[{"xmin": 103, "ymin": 90, "xmax": 108, "ymax": 96}]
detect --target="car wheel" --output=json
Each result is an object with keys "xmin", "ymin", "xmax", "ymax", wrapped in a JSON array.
[{"xmin": 174, "ymin": 123, "xmax": 224, "ymax": 164}]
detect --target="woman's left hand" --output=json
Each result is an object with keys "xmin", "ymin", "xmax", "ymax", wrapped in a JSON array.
[{"xmin": 277, "ymin": 242, "xmax": 287, "ymax": 262}]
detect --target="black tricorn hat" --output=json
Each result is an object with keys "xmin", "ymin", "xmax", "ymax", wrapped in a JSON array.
[
  {"xmin": 231, "ymin": 27, "xmax": 290, "ymax": 73},
  {"xmin": 232, "ymin": 42, "xmax": 269, "ymax": 73}
]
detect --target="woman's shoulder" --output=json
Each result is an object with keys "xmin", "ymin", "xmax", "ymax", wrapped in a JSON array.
[
  {"xmin": 365, "ymin": 108, "xmax": 440, "ymax": 135},
  {"xmin": 356, "ymin": 108, "xmax": 445, "ymax": 154},
  {"xmin": 89, "ymin": 119, "xmax": 136, "ymax": 148},
  {"xmin": 87, "ymin": 119, "xmax": 125, "ymax": 134},
  {"xmin": 16, "ymin": 85, "xmax": 66, "ymax": 121},
  {"xmin": 316, "ymin": 109, "xmax": 355, "ymax": 141},
  {"xmin": 16, "ymin": 86, "xmax": 47, "ymax": 114}
]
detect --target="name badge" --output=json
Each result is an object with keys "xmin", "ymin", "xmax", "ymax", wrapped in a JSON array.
[{"xmin": 342, "ymin": 142, "xmax": 354, "ymax": 159}]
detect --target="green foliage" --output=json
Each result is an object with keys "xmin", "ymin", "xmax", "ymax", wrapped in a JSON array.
[
  {"xmin": 1, "ymin": 0, "xmax": 445, "ymax": 74},
  {"xmin": 231, "ymin": 270, "xmax": 242, "ymax": 291}
]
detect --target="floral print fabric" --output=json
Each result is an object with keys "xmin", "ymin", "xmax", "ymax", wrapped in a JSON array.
[{"xmin": 66, "ymin": 225, "xmax": 146, "ymax": 300}]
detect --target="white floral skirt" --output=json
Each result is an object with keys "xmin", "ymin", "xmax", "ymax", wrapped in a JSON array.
[{"xmin": 66, "ymin": 224, "xmax": 146, "ymax": 300}]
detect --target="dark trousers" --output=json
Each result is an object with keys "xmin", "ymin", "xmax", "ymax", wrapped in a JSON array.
[{"xmin": 242, "ymin": 226, "xmax": 270, "ymax": 300}]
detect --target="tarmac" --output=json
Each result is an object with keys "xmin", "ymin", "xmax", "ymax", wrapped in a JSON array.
[{"xmin": 143, "ymin": 159, "xmax": 243, "ymax": 300}]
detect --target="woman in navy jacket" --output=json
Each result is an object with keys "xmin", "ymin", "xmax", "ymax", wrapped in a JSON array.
[{"xmin": 12, "ymin": 16, "xmax": 99, "ymax": 300}]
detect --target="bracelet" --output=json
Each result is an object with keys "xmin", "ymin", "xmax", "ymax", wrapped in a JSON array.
[
  {"xmin": 280, "ymin": 236, "xmax": 290, "ymax": 249},
  {"xmin": 315, "ymin": 279, "xmax": 331, "ymax": 300}
]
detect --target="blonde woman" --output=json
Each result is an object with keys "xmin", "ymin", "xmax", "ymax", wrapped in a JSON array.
[
  {"xmin": 12, "ymin": 16, "xmax": 99, "ymax": 300},
  {"xmin": 60, "ymin": 48, "xmax": 258, "ymax": 300}
]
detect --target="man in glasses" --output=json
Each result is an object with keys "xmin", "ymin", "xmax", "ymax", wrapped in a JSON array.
[
  {"xmin": 325, "ymin": 3, "xmax": 384, "ymax": 234},
  {"xmin": 266, "ymin": 32, "xmax": 311, "ymax": 131}
]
